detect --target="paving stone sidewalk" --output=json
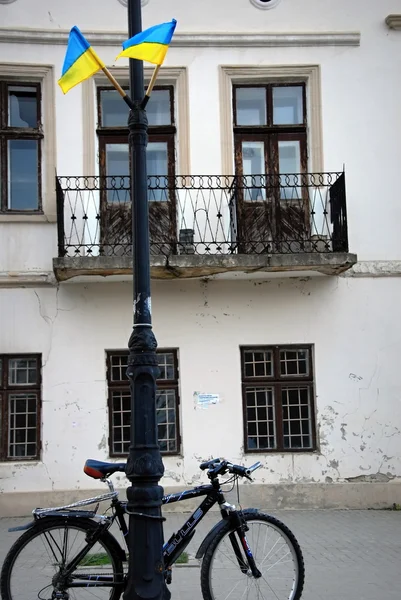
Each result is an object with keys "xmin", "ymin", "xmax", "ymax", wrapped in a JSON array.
[{"xmin": 1, "ymin": 509, "xmax": 400, "ymax": 600}]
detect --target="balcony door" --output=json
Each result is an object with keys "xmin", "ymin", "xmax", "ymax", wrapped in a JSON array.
[
  {"xmin": 233, "ymin": 84, "xmax": 309, "ymax": 253},
  {"xmin": 97, "ymin": 86, "xmax": 176, "ymax": 255}
]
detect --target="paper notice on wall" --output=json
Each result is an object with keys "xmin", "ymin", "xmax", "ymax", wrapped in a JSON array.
[{"xmin": 194, "ymin": 392, "xmax": 220, "ymax": 409}]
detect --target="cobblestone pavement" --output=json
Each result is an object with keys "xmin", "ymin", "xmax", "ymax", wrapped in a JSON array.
[{"xmin": 1, "ymin": 509, "xmax": 400, "ymax": 599}]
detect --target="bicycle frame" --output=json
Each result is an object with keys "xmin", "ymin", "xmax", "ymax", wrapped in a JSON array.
[
  {"xmin": 162, "ymin": 484, "xmax": 224, "ymax": 567},
  {"xmin": 21, "ymin": 475, "xmax": 261, "ymax": 587},
  {"xmin": 112, "ymin": 482, "xmax": 226, "ymax": 568}
]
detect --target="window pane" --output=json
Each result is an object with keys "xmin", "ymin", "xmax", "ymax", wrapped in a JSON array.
[
  {"xmin": 110, "ymin": 381, "xmax": 178, "ymax": 454},
  {"xmin": 156, "ymin": 390, "xmax": 177, "ymax": 451},
  {"xmin": 273, "ymin": 86, "xmax": 303, "ymax": 125},
  {"xmin": 100, "ymin": 89, "xmax": 129, "ymax": 127},
  {"xmin": 167, "ymin": 439, "xmax": 177, "ymax": 452},
  {"xmin": 8, "ymin": 393, "xmax": 37, "ymax": 458},
  {"xmin": 245, "ymin": 387, "xmax": 276, "ymax": 449},
  {"xmin": 111, "ymin": 390, "xmax": 130, "ymax": 454},
  {"xmin": 8, "ymin": 140, "xmax": 39, "ymax": 210},
  {"xmin": 244, "ymin": 350, "xmax": 273, "ymax": 378},
  {"xmin": 147, "ymin": 142, "xmax": 168, "ymax": 201},
  {"xmin": 105, "ymin": 143, "xmax": 129, "ymax": 203},
  {"xmin": 157, "ymin": 353, "xmax": 175, "ymax": 380},
  {"xmin": 147, "ymin": 142, "xmax": 168, "ymax": 177},
  {"xmin": 106, "ymin": 143, "xmax": 129, "ymax": 178},
  {"xmin": 147, "ymin": 89, "xmax": 172, "ymax": 125},
  {"xmin": 278, "ymin": 141, "xmax": 301, "ymax": 174},
  {"xmin": 282, "ymin": 387, "xmax": 312, "ymax": 449},
  {"xmin": 278, "ymin": 140, "xmax": 301, "ymax": 201},
  {"xmin": 100, "ymin": 88, "xmax": 171, "ymax": 127},
  {"xmin": 236, "ymin": 88, "xmax": 267, "ymax": 126},
  {"xmin": 104, "ymin": 142, "xmax": 169, "ymax": 202},
  {"xmin": 8, "ymin": 86, "xmax": 38, "ymax": 128},
  {"xmin": 26, "ymin": 443, "xmax": 37, "ymax": 456},
  {"xmin": 280, "ymin": 349, "xmax": 309, "ymax": 376},
  {"xmin": 110, "ymin": 354, "xmax": 129, "ymax": 382},
  {"xmin": 9, "ymin": 358, "xmax": 38, "ymax": 385},
  {"xmin": 242, "ymin": 141, "xmax": 266, "ymax": 201}
]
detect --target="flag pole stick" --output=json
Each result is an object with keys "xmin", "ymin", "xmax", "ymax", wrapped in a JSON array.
[
  {"xmin": 141, "ymin": 64, "xmax": 161, "ymax": 108},
  {"xmin": 87, "ymin": 46, "xmax": 135, "ymax": 109},
  {"xmin": 101, "ymin": 66, "xmax": 135, "ymax": 109}
]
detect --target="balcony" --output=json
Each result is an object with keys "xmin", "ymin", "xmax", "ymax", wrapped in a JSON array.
[{"xmin": 53, "ymin": 172, "xmax": 356, "ymax": 282}]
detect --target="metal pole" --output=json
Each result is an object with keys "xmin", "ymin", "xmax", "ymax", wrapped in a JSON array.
[{"xmin": 123, "ymin": 2, "xmax": 168, "ymax": 600}]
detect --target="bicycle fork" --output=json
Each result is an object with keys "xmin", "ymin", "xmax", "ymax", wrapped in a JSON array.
[{"xmin": 229, "ymin": 513, "xmax": 262, "ymax": 579}]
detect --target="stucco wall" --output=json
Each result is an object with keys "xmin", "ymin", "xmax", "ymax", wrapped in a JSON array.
[
  {"xmin": 0, "ymin": 277, "xmax": 400, "ymax": 500},
  {"xmin": 0, "ymin": 0, "xmax": 401, "ymax": 266},
  {"xmin": 1, "ymin": 0, "xmax": 401, "ymax": 510}
]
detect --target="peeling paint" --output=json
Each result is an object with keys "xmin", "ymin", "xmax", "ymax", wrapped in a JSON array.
[
  {"xmin": 97, "ymin": 435, "xmax": 107, "ymax": 450},
  {"xmin": 164, "ymin": 470, "xmax": 181, "ymax": 483},
  {"xmin": 345, "ymin": 472, "xmax": 396, "ymax": 483},
  {"xmin": 349, "ymin": 373, "xmax": 363, "ymax": 381}
]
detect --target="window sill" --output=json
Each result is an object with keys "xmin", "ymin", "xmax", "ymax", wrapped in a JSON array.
[
  {"xmin": 0, "ymin": 458, "xmax": 41, "ymax": 463},
  {"xmin": 109, "ymin": 453, "xmax": 182, "ymax": 459},
  {"xmin": 0, "ymin": 213, "xmax": 56, "ymax": 223},
  {"xmin": 244, "ymin": 448, "xmax": 318, "ymax": 454}
]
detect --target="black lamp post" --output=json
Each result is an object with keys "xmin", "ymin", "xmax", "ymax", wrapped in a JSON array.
[{"xmin": 123, "ymin": 2, "xmax": 168, "ymax": 600}]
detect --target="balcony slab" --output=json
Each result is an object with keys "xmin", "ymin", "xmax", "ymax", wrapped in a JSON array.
[{"xmin": 53, "ymin": 252, "xmax": 357, "ymax": 282}]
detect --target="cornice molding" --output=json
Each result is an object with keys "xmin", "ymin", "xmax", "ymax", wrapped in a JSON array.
[
  {"xmin": 0, "ymin": 272, "xmax": 57, "ymax": 288},
  {"xmin": 341, "ymin": 261, "xmax": 401, "ymax": 278},
  {"xmin": 0, "ymin": 27, "xmax": 361, "ymax": 48}
]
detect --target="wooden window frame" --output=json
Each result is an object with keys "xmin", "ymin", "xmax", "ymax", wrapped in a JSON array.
[
  {"xmin": 233, "ymin": 83, "xmax": 308, "ymax": 178},
  {"xmin": 0, "ymin": 354, "xmax": 42, "ymax": 461},
  {"xmin": 0, "ymin": 81, "xmax": 43, "ymax": 213},
  {"xmin": 233, "ymin": 83, "xmax": 307, "ymax": 130},
  {"xmin": 241, "ymin": 344, "xmax": 317, "ymax": 453},
  {"xmin": 98, "ymin": 133, "xmax": 176, "ymax": 184},
  {"xmin": 97, "ymin": 84, "xmax": 176, "ymax": 211},
  {"xmin": 106, "ymin": 349, "xmax": 181, "ymax": 457},
  {"xmin": 96, "ymin": 85, "xmax": 176, "ymax": 149}
]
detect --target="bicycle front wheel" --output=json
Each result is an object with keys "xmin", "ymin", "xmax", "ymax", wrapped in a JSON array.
[
  {"xmin": 0, "ymin": 517, "xmax": 124, "ymax": 600},
  {"xmin": 201, "ymin": 511, "xmax": 305, "ymax": 600}
]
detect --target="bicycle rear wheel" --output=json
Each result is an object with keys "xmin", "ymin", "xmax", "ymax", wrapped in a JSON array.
[
  {"xmin": 0, "ymin": 517, "xmax": 124, "ymax": 600},
  {"xmin": 200, "ymin": 511, "xmax": 304, "ymax": 600}
]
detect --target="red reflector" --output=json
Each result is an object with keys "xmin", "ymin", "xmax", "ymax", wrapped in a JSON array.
[{"xmin": 84, "ymin": 466, "xmax": 103, "ymax": 479}]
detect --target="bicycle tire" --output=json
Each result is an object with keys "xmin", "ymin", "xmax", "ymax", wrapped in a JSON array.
[
  {"xmin": 200, "ymin": 510, "xmax": 305, "ymax": 600},
  {"xmin": 0, "ymin": 517, "xmax": 124, "ymax": 600}
]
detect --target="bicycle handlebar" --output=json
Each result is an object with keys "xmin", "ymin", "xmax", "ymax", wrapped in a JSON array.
[
  {"xmin": 199, "ymin": 458, "xmax": 262, "ymax": 480},
  {"xmin": 199, "ymin": 458, "xmax": 221, "ymax": 471}
]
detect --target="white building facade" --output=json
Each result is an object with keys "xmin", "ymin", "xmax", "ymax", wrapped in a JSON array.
[{"xmin": 0, "ymin": 0, "xmax": 401, "ymax": 515}]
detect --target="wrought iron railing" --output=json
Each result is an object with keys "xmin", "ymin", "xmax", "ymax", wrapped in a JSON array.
[{"xmin": 56, "ymin": 172, "xmax": 348, "ymax": 258}]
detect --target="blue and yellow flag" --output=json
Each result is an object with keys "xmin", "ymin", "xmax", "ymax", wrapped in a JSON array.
[
  {"xmin": 58, "ymin": 26, "xmax": 105, "ymax": 94},
  {"xmin": 116, "ymin": 19, "xmax": 177, "ymax": 66}
]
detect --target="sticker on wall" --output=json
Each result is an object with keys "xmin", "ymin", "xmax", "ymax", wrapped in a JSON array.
[{"xmin": 194, "ymin": 392, "xmax": 221, "ymax": 409}]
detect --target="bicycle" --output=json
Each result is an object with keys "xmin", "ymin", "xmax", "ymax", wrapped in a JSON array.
[{"xmin": 0, "ymin": 457, "xmax": 305, "ymax": 600}]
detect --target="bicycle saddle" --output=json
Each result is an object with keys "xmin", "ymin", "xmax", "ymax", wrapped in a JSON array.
[{"xmin": 84, "ymin": 459, "xmax": 126, "ymax": 479}]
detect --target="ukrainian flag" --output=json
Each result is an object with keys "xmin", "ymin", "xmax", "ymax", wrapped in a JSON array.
[
  {"xmin": 116, "ymin": 19, "xmax": 177, "ymax": 66},
  {"xmin": 58, "ymin": 26, "xmax": 105, "ymax": 94}
]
